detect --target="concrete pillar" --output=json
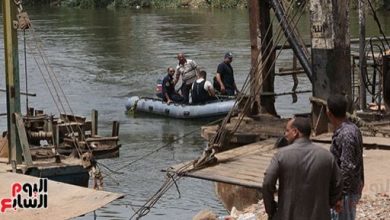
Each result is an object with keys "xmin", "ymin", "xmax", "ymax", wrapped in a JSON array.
[{"xmin": 310, "ymin": 0, "xmax": 351, "ymax": 134}]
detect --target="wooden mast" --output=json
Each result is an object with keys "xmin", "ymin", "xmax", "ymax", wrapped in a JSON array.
[
  {"xmin": 248, "ymin": 0, "xmax": 277, "ymax": 116},
  {"xmin": 3, "ymin": 0, "xmax": 22, "ymax": 164}
]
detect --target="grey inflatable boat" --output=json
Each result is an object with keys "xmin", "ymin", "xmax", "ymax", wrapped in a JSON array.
[{"xmin": 125, "ymin": 96, "xmax": 236, "ymax": 119}]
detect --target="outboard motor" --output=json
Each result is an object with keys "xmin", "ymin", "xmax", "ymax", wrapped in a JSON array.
[{"xmin": 155, "ymin": 79, "xmax": 163, "ymax": 99}]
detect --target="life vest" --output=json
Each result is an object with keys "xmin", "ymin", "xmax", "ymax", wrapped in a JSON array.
[
  {"xmin": 192, "ymin": 80, "xmax": 210, "ymax": 104},
  {"xmin": 155, "ymin": 79, "xmax": 163, "ymax": 99}
]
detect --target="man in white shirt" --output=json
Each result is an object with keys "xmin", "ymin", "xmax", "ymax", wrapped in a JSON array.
[
  {"xmin": 175, "ymin": 53, "xmax": 199, "ymax": 103},
  {"xmin": 191, "ymin": 70, "xmax": 216, "ymax": 104}
]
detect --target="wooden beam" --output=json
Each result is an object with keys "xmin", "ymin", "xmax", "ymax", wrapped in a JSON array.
[
  {"xmin": 91, "ymin": 109, "xmax": 98, "ymax": 136},
  {"xmin": 248, "ymin": 0, "xmax": 261, "ymax": 115},
  {"xmin": 383, "ymin": 55, "xmax": 390, "ymax": 112},
  {"xmin": 258, "ymin": 0, "xmax": 277, "ymax": 116},
  {"xmin": 14, "ymin": 113, "xmax": 33, "ymax": 166},
  {"xmin": 359, "ymin": 0, "xmax": 367, "ymax": 110},
  {"xmin": 0, "ymin": 88, "xmax": 36, "ymax": 96},
  {"xmin": 3, "ymin": 0, "xmax": 22, "ymax": 164},
  {"xmin": 112, "ymin": 121, "xmax": 119, "ymax": 137}
]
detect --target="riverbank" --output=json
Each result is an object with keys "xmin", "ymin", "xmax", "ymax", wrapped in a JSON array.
[
  {"xmin": 23, "ymin": 0, "xmax": 247, "ymax": 8},
  {"xmin": 21, "ymin": 0, "xmax": 390, "ymax": 10}
]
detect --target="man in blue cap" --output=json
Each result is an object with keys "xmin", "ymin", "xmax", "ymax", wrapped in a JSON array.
[{"xmin": 214, "ymin": 52, "xmax": 239, "ymax": 96}]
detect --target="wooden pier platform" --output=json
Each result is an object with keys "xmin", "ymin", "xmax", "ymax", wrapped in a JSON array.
[
  {"xmin": 171, "ymin": 138, "xmax": 390, "ymax": 194},
  {"xmin": 312, "ymin": 132, "xmax": 390, "ymax": 149},
  {"xmin": 0, "ymin": 172, "xmax": 123, "ymax": 220},
  {"xmin": 201, "ymin": 115, "xmax": 288, "ymax": 147}
]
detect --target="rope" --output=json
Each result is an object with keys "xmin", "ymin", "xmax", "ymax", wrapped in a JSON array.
[
  {"xmin": 209, "ymin": 0, "xmax": 304, "ymax": 153},
  {"xmin": 24, "ymin": 15, "xmax": 93, "ymax": 157},
  {"xmin": 367, "ymin": 0, "xmax": 390, "ymax": 48},
  {"xmin": 129, "ymin": 163, "xmax": 192, "ymax": 220},
  {"xmin": 16, "ymin": 2, "xmax": 94, "ymax": 167},
  {"xmin": 313, "ymin": 105, "xmax": 324, "ymax": 134},
  {"xmin": 113, "ymin": 118, "xmax": 223, "ymax": 173},
  {"xmin": 129, "ymin": 1, "xmax": 308, "ymax": 219}
]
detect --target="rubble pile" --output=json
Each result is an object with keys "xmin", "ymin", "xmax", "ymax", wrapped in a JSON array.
[
  {"xmin": 227, "ymin": 193, "xmax": 390, "ymax": 220},
  {"xmin": 357, "ymin": 193, "xmax": 390, "ymax": 219}
]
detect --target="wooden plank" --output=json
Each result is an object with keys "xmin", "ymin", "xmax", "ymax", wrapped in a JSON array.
[
  {"xmin": 195, "ymin": 168, "xmax": 261, "ymax": 181},
  {"xmin": 199, "ymin": 169, "xmax": 262, "ymax": 183},
  {"xmin": 91, "ymin": 109, "xmax": 98, "ymax": 136},
  {"xmin": 57, "ymin": 121, "xmax": 92, "ymax": 134},
  {"xmin": 0, "ymin": 172, "xmax": 123, "ymax": 220},
  {"xmin": 168, "ymin": 139, "xmax": 277, "ymax": 188},
  {"xmin": 112, "ymin": 121, "xmax": 120, "ymax": 137},
  {"xmin": 86, "ymin": 137, "xmax": 119, "ymax": 142},
  {"xmin": 14, "ymin": 113, "xmax": 33, "ymax": 166},
  {"xmin": 60, "ymin": 114, "xmax": 86, "ymax": 123},
  {"xmin": 170, "ymin": 139, "xmax": 390, "ymax": 196},
  {"xmin": 312, "ymin": 133, "xmax": 390, "ymax": 148},
  {"xmin": 185, "ymin": 171, "xmax": 261, "ymax": 189}
]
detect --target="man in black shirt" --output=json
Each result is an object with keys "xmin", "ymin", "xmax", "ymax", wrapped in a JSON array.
[
  {"xmin": 327, "ymin": 94, "xmax": 364, "ymax": 220},
  {"xmin": 162, "ymin": 67, "xmax": 184, "ymax": 104},
  {"xmin": 215, "ymin": 52, "xmax": 239, "ymax": 96},
  {"xmin": 191, "ymin": 70, "xmax": 216, "ymax": 104}
]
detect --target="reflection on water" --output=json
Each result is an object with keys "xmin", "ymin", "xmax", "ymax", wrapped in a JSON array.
[{"xmin": 0, "ymin": 6, "xmax": 388, "ymax": 220}]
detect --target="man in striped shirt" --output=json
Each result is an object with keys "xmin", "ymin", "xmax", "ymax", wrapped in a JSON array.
[{"xmin": 175, "ymin": 53, "xmax": 199, "ymax": 104}]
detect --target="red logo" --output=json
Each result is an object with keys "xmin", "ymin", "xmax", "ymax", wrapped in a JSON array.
[{"xmin": 1, "ymin": 178, "xmax": 48, "ymax": 213}]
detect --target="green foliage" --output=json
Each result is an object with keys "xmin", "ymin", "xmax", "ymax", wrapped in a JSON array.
[
  {"xmin": 206, "ymin": 0, "xmax": 247, "ymax": 8},
  {"xmin": 23, "ymin": 0, "xmax": 387, "ymax": 9},
  {"xmin": 150, "ymin": 0, "xmax": 182, "ymax": 8},
  {"xmin": 61, "ymin": 0, "xmax": 113, "ymax": 8},
  {"xmin": 62, "ymin": 0, "xmax": 81, "ymax": 7},
  {"xmin": 79, "ymin": 0, "xmax": 95, "ymax": 8},
  {"xmin": 111, "ymin": 0, "xmax": 152, "ymax": 8}
]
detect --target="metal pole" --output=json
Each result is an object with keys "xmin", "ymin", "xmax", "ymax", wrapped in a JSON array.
[
  {"xmin": 3, "ymin": 0, "xmax": 22, "ymax": 164},
  {"xmin": 359, "ymin": 0, "xmax": 367, "ymax": 110},
  {"xmin": 269, "ymin": 0, "xmax": 313, "ymax": 83}
]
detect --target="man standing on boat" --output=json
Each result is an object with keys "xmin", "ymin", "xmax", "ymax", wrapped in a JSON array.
[
  {"xmin": 263, "ymin": 117, "xmax": 342, "ymax": 220},
  {"xmin": 162, "ymin": 67, "xmax": 184, "ymax": 104},
  {"xmin": 327, "ymin": 94, "xmax": 364, "ymax": 220},
  {"xmin": 214, "ymin": 52, "xmax": 239, "ymax": 96},
  {"xmin": 175, "ymin": 53, "xmax": 199, "ymax": 103},
  {"xmin": 191, "ymin": 70, "xmax": 216, "ymax": 104}
]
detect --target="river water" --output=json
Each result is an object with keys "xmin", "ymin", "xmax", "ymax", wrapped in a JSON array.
[{"xmin": 0, "ymin": 6, "xmax": 388, "ymax": 220}]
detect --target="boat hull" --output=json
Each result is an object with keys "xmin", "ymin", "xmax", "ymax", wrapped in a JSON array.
[
  {"xmin": 25, "ymin": 164, "xmax": 89, "ymax": 187},
  {"xmin": 126, "ymin": 96, "xmax": 236, "ymax": 119}
]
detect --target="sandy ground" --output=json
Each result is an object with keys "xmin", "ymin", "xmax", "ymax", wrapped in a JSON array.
[
  {"xmin": 361, "ymin": 149, "xmax": 390, "ymax": 196},
  {"xmin": 194, "ymin": 149, "xmax": 390, "ymax": 220}
]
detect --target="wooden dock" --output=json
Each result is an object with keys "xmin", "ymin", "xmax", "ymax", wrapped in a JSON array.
[
  {"xmin": 201, "ymin": 115, "xmax": 288, "ymax": 147},
  {"xmin": 0, "ymin": 172, "xmax": 124, "ymax": 220},
  {"xmin": 170, "ymin": 138, "xmax": 390, "ymax": 193},
  {"xmin": 312, "ymin": 132, "xmax": 390, "ymax": 149},
  {"xmin": 170, "ymin": 138, "xmax": 277, "ymax": 189}
]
